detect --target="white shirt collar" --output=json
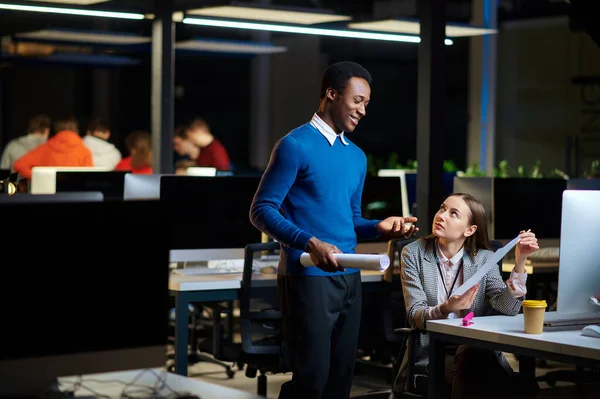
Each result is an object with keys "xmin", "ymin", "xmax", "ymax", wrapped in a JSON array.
[
  {"xmin": 437, "ymin": 245, "xmax": 464, "ymax": 267},
  {"xmin": 310, "ymin": 113, "xmax": 349, "ymax": 146}
]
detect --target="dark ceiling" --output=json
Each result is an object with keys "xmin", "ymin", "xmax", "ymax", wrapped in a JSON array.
[{"xmin": 0, "ymin": 0, "xmax": 574, "ymax": 37}]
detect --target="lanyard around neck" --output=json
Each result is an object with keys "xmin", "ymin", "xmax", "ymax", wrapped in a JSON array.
[{"xmin": 434, "ymin": 241, "xmax": 464, "ymax": 299}]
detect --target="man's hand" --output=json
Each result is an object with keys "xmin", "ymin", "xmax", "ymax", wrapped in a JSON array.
[
  {"xmin": 305, "ymin": 237, "xmax": 345, "ymax": 273},
  {"xmin": 440, "ymin": 284, "xmax": 479, "ymax": 316},
  {"xmin": 376, "ymin": 216, "xmax": 419, "ymax": 238}
]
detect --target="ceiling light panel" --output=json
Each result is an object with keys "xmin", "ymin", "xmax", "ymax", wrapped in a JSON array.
[{"xmin": 186, "ymin": 5, "xmax": 351, "ymax": 25}]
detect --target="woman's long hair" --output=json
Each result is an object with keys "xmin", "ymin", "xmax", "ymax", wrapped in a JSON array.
[
  {"xmin": 125, "ymin": 130, "xmax": 152, "ymax": 170},
  {"xmin": 425, "ymin": 193, "xmax": 491, "ymax": 257}
]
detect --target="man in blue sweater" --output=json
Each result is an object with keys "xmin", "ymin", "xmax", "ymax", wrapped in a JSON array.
[{"xmin": 250, "ymin": 61, "xmax": 418, "ymax": 399}]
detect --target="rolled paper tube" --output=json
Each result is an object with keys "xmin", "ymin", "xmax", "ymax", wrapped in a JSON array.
[{"xmin": 299, "ymin": 253, "xmax": 390, "ymax": 272}]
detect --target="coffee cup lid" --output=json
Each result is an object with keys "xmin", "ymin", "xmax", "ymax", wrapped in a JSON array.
[{"xmin": 523, "ymin": 300, "xmax": 547, "ymax": 308}]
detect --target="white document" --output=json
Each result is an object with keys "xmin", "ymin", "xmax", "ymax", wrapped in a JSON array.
[
  {"xmin": 452, "ymin": 235, "xmax": 521, "ymax": 296},
  {"xmin": 300, "ymin": 253, "xmax": 390, "ymax": 272}
]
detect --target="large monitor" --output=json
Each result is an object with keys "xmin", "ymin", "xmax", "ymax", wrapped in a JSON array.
[
  {"xmin": 493, "ymin": 178, "xmax": 566, "ymax": 239},
  {"xmin": 30, "ymin": 166, "xmax": 112, "ymax": 194},
  {"xmin": 160, "ymin": 176, "xmax": 262, "ymax": 262},
  {"xmin": 556, "ymin": 190, "xmax": 600, "ymax": 314},
  {"xmin": 55, "ymin": 171, "xmax": 127, "ymax": 200},
  {"xmin": 0, "ymin": 200, "xmax": 169, "ymax": 396}
]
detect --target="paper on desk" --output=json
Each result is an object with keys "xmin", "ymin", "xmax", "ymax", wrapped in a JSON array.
[
  {"xmin": 452, "ymin": 235, "xmax": 521, "ymax": 297},
  {"xmin": 300, "ymin": 253, "xmax": 390, "ymax": 272}
]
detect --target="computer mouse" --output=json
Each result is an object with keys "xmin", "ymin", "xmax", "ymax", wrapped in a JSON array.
[{"xmin": 581, "ymin": 325, "xmax": 600, "ymax": 338}]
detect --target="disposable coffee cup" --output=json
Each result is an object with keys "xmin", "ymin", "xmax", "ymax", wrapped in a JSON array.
[{"xmin": 522, "ymin": 300, "xmax": 547, "ymax": 334}]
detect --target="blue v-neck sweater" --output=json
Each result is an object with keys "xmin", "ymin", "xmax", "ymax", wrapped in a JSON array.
[{"xmin": 250, "ymin": 123, "xmax": 380, "ymax": 276}]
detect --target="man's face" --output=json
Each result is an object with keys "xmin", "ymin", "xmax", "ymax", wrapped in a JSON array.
[
  {"xmin": 329, "ymin": 77, "xmax": 371, "ymax": 133},
  {"xmin": 173, "ymin": 137, "xmax": 194, "ymax": 156}
]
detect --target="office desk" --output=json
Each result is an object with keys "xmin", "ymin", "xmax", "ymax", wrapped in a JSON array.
[
  {"xmin": 427, "ymin": 313, "xmax": 600, "ymax": 398},
  {"xmin": 59, "ymin": 369, "xmax": 262, "ymax": 398},
  {"xmin": 169, "ymin": 270, "xmax": 386, "ymax": 376}
]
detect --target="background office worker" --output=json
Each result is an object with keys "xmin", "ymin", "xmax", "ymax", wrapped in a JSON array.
[{"xmin": 250, "ymin": 61, "xmax": 417, "ymax": 399}]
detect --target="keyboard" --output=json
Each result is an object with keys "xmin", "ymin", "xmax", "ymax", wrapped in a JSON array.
[{"xmin": 543, "ymin": 312, "xmax": 600, "ymax": 328}]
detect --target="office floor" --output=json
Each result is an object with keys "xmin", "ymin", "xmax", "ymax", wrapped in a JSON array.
[{"xmin": 186, "ymin": 353, "xmax": 596, "ymax": 398}]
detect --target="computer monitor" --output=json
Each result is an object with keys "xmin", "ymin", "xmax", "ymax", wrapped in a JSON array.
[
  {"xmin": 186, "ymin": 167, "xmax": 217, "ymax": 176},
  {"xmin": 556, "ymin": 190, "xmax": 600, "ymax": 314},
  {"xmin": 493, "ymin": 178, "xmax": 566, "ymax": 239},
  {"xmin": 0, "ymin": 200, "xmax": 169, "ymax": 396},
  {"xmin": 567, "ymin": 178, "xmax": 600, "ymax": 190},
  {"xmin": 30, "ymin": 166, "xmax": 112, "ymax": 194},
  {"xmin": 361, "ymin": 175, "xmax": 404, "ymax": 225},
  {"xmin": 0, "ymin": 191, "xmax": 104, "ymax": 204},
  {"xmin": 160, "ymin": 176, "xmax": 262, "ymax": 262},
  {"xmin": 124, "ymin": 173, "xmax": 166, "ymax": 200},
  {"xmin": 55, "ymin": 171, "xmax": 127, "ymax": 200}
]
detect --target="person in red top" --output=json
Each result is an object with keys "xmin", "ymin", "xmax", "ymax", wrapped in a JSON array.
[
  {"xmin": 186, "ymin": 118, "xmax": 231, "ymax": 171},
  {"xmin": 114, "ymin": 130, "xmax": 153, "ymax": 174},
  {"xmin": 13, "ymin": 116, "xmax": 93, "ymax": 179}
]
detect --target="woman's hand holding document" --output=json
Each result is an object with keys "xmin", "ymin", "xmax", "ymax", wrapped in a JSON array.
[
  {"xmin": 452, "ymin": 235, "xmax": 521, "ymax": 296},
  {"xmin": 300, "ymin": 253, "xmax": 390, "ymax": 272}
]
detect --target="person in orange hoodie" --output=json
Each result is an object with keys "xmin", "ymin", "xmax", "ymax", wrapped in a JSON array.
[
  {"xmin": 13, "ymin": 116, "xmax": 93, "ymax": 179},
  {"xmin": 114, "ymin": 130, "xmax": 153, "ymax": 174}
]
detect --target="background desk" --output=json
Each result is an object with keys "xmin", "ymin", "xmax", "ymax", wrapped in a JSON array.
[
  {"xmin": 169, "ymin": 270, "xmax": 387, "ymax": 376},
  {"xmin": 59, "ymin": 369, "xmax": 263, "ymax": 398},
  {"xmin": 426, "ymin": 313, "xmax": 600, "ymax": 397}
]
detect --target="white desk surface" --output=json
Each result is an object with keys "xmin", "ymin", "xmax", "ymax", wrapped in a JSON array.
[
  {"xmin": 59, "ymin": 369, "xmax": 262, "ymax": 399},
  {"xmin": 169, "ymin": 270, "xmax": 385, "ymax": 291},
  {"xmin": 427, "ymin": 312, "xmax": 600, "ymax": 361}
]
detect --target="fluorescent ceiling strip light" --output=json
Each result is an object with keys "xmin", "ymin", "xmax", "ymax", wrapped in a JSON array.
[
  {"xmin": 348, "ymin": 19, "xmax": 497, "ymax": 37},
  {"xmin": 24, "ymin": 0, "xmax": 109, "ymax": 4},
  {"xmin": 187, "ymin": 5, "xmax": 351, "ymax": 25},
  {"xmin": 183, "ymin": 18, "xmax": 453, "ymax": 45},
  {"xmin": 15, "ymin": 29, "xmax": 151, "ymax": 44},
  {"xmin": 0, "ymin": 3, "xmax": 144, "ymax": 19},
  {"xmin": 176, "ymin": 39, "xmax": 287, "ymax": 54}
]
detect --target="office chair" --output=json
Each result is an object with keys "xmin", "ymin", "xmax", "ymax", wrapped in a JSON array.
[
  {"xmin": 239, "ymin": 242, "xmax": 289, "ymax": 397},
  {"xmin": 166, "ymin": 301, "xmax": 239, "ymax": 378}
]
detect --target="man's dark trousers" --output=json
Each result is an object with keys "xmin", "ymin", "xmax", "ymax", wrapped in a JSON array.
[{"xmin": 277, "ymin": 272, "xmax": 362, "ymax": 399}]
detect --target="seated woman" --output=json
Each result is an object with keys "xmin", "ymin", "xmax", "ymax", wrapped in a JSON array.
[
  {"xmin": 393, "ymin": 192, "xmax": 539, "ymax": 398},
  {"xmin": 114, "ymin": 130, "xmax": 152, "ymax": 174}
]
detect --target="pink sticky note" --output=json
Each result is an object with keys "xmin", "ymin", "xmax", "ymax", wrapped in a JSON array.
[{"xmin": 462, "ymin": 312, "xmax": 474, "ymax": 326}]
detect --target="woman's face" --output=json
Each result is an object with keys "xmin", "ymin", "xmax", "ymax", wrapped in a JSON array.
[{"xmin": 432, "ymin": 195, "xmax": 476, "ymax": 241}]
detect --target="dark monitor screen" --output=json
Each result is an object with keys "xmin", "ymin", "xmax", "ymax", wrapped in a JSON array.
[
  {"xmin": 493, "ymin": 178, "xmax": 566, "ymax": 239},
  {"xmin": 55, "ymin": 171, "xmax": 127, "ymax": 200},
  {"xmin": 361, "ymin": 176, "xmax": 403, "ymax": 221},
  {"xmin": 0, "ymin": 200, "xmax": 169, "ymax": 388},
  {"xmin": 567, "ymin": 178, "xmax": 600, "ymax": 190},
  {"xmin": 160, "ymin": 176, "xmax": 262, "ymax": 250}
]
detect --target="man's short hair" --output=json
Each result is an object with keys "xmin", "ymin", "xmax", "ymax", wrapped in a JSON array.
[
  {"xmin": 174, "ymin": 125, "xmax": 188, "ymax": 140},
  {"xmin": 319, "ymin": 61, "xmax": 372, "ymax": 100},
  {"xmin": 54, "ymin": 116, "xmax": 79, "ymax": 134},
  {"xmin": 87, "ymin": 118, "xmax": 110, "ymax": 134},
  {"xmin": 27, "ymin": 114, "xmax": 51, "ymax": 134},
  {"xmin": 188, "ymin": 118, "xmax": 209, "ymax": 132}
]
